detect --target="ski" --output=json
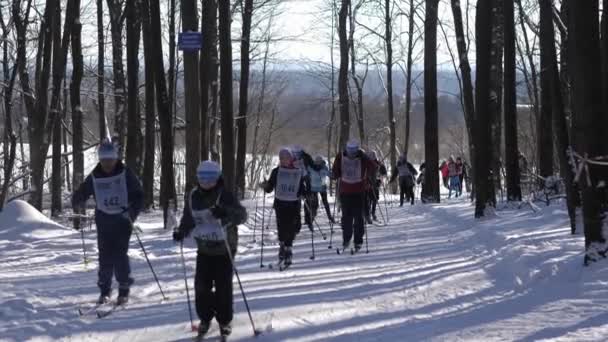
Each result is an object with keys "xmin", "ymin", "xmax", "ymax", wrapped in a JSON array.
[
  {"xmin": 96, "ymin": 301, "xmax": 127, "ymax": 319},
  {"xmin": 78, "ymin": 302, "xmax": 107, "ymax": 316},
  {"xmin": 279, "ymin": 261, "xmax": 292, "ymax": 272}
]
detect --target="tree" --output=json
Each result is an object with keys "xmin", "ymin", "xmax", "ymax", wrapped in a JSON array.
[
  {"xmin": 569, "ymin": 1, "xmax": 607, "ymax": 264},
  {"xmin": 503, "ymin": 0, "xmax": 521, "ymax": 201},
  {"xmin": 403, "ymin": 0, "xmax": 418, "ymax": 156},
  {"xmin": 384, "ymin": 0, "xmax": 396, "ymax": 176},
  {"xmin": 148, "ymin": 0, "xmax": 177, "ymax": 227},
  {"xmin": 338, "ymin": 0, "xmax": 351, "ymax": 149},
  {"xmin": 126, "ymin": 0, "xmax": 142, "ymax": 176},
  {"xmin": 182, "ymin": 0, "xmax": 201, "ymax": 193},
  {"xmin": 200, "ymin": 0, "xmax": 218, "ymax": 160},
  {"xmin": 106, "ymin": 0, "xmax": 127, "ymax": 152},
  {"xmin": 489, "ymin": 0, "xmax": 503, "ymax": 200},
  {"xmin": 474, "ymin": 0, "xmax": 493, "ymax": 217},
  {"xmin": 236, "ymin": 0, "xmax": 254, "ymax": 198},
  {"xmin": 141, "ymin": 0, "xmax": 155, "ymax": 209},
  {"xmin": 97, "ymin": 0, "xmax": 106, "ymax": 140},
  {"xmin": 50, "ymin": 4, "xmax": 63, "ymax": 216},
  {"xmin": 422, "ymin": 0, "xmax": 440, "ymax": 203},
  {"xmin": 218, "ymin": 0, "xmax": 236, "ymax": 191},
  {"xmin": 538, "ymin": 0, "xmax": 554, "ymax": 182},
  {"xmin": 70, "ymin": 0, "xmax": 84, "ymax": 228}
]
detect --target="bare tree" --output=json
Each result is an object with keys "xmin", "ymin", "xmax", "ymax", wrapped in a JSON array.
[
  {"xmin": 422, "ymin": 0, "xmax": 440, "ymax": 203},
  {"xmin": 106, "ymin": 0, "xmax": 127, "ymax": 151},
  {"xmin": 182, "ymin": 0, "xmax": 200, "ymax": 193},
  {"xmin": 218, "ymin": 0, "xmax": 236, "ymax": 190},
  {"xmin": 142, "ymin": 0, "xmax": 155, "ymax": 209},
  {"xmin": 97, "ymin": 0, "xmax": 106, "ymax": 140},
  {"xmin": 126, "ymin": 0, "xmax": 142, "ymax": 175},
  {"xmin": 70, "ymin": 0, "xmax": 84, "ymax": 227},
  {"xmin": 338, "ymin": 0, "xmax": 351, "ymax": 149}
]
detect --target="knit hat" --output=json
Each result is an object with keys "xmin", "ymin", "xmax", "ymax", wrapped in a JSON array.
[
  {"xmin": 346, "ymin": 140, "xmax": 359, "ymax": 156},
  {"xmin": 98, "ymin": 140, "xmax": 118, "ymax": 160},
  {"xmin": 197, "ymin": 160, "xmax": 221, "ymax": 183}
]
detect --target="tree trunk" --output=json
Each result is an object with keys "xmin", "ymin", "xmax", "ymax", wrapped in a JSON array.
[
  {"xmin": 106, "ymin": 0, "xmax": 126, "ymax": 151},
  {"xmin": 218, "ymin": 0, "xmax": 235, "ymax": 191},
  {"xmin": 209, "ymin": 0, "xmax": 220, "ymax": 162},
  {"xmin": 126, "ymin": 0, "xmax": 142, "ymax": 176},
  {"xmin": 489, "ymin": 0, "xmax": 503, "ymax": 202},
  {"xmin": 403, "ymin": 0, "xmax": 416, "ymax": 155},
  {"xmin": 338, "ymin": 0, "xmax": 351, "ymax": 150},
  {"xmin": 385, "ymin": 0, "xmax": 396, "ymax": 172},
  {"xmin": 449, "ymin": 0, "xmax": 476, "ymax": 191},
  {"xmin": 200, "ymin": 0, "xmax": 217, "ymax": 160},
  {"xmin": 236, "ymin": 0, "xmax": 254, "ymax": 198},
  {"xmin": 538, "ymin": 0, "xmax": 554, "ymax": 181},
  {"xmin": 142, "ymin": 0, "xmax": 155, "ymax": 209},
  {"xmin": 568, "ymin": 1, "xmax": 607, "ymax": 264},
  {"xmin": 50, "ymin": 2, "xmax": 62, "ymax": 216},
  {"xmin": 97, "ymin": 0, "xmax": 106, "ymax": 141},
  {"xmin": 349, "ymin": 2, "xmax": 366, "ymax": 146},
  {"xmin": 474, "ymin": 0, "xmax": 493, "ymax": 217},
  {"xmin": 168, "ymin": 0, "xmax": 176, "ymax": 127},
  {"xmin": 148, "ymin": 0, "xmax": 176, "ymax": 227},
  {"xmin": 182, "ymin": 0, "xmax": 201, "ymax": 193},
  {"xmin": 503, "ymin": 0, "xmax": 521, "ymax": 201},
  {"xmin": 70, "ymin": 0, "xmax": 84, "ymax": 228},
  {"xmin": 423, "ymin": 0, "xmax": 440, "ymax": 203}
]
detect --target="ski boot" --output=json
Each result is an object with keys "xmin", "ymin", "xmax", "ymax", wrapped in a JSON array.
[
  {"xmin": 116, "ymin": 288, "xmax": 129, "ymax": 306},
  {"xmin": 219, "ymin": 322, "xmax": 232, "ymax": 337},
  {"xmin": 354, "ymin": 244, "xmax": 362, "ymax": 253},
  {"xmin": 97, "ymin": 293, "xmax": 111, "ymax": 305},
  {"xmin": 365, "ymin": 215, "xmax": 373, "ymax": 225},
  {"xmin": 197, "ymin": 320, "xmax": 211, "ymax": 339}
]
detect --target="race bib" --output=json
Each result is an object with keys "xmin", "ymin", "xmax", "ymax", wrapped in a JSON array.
[
  {"xmin": 342, "ymin": 158, "xmax": 362, "ymax": 184},
  {"xmin": 398, "ymin": 164, "xmax": 411, "ymax": 177},
  {"xmin": 275, "ymin": 168, "xmax": 301, "ymax": 201},
  {"xmin": 191, "ymin": 209, "xmax": 224, "ymax": 242},
  {"xmin": 92, "ymin": 171, "xmax": 128, "ymax": 215}
]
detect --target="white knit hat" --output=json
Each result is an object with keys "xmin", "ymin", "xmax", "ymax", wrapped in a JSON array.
[{"xmin": 98, "ymin": 140, "xmax": 118, "ymax": 160}]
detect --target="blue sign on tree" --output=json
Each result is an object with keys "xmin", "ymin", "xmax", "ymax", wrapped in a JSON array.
[{"xmin": 178, "ymin": 32, "xmax": 203, "ymax": 51}]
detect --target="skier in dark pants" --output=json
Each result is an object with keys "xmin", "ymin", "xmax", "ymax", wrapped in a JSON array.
[
  {"xmin": 390, "ymin": 153, "xmax": 418, "ymax": 206},
  {"xmin": 332, "ymin": 140, "xmax": 374, "ymax": 252},
  {"xmin": 307, "ymin": 155, "xmax": 335, "ymax": 224},
  {"xmin": 173, "ymin": 160, "xmax": 247, "ymax": 338},
  {"xmin": 292, "ymin": 145, "xmax": 315, "ymax": 232},
  {"xmin": 260, "ymin": 148, "xmax": 308, "ymax": 266},
  {"xmin": 72, "ymin": 140, "xmax": 143, "ymax": 305},
  {"xmin": 366, "ymin": 151, "xmax": 387, "ymax": 222}
]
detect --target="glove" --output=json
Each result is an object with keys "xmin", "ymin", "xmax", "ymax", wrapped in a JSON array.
[
  {"xmin": 173, "ymin": 229, "xmax": 186, "ymax": 242},
  {"xmin": 258, "ymin": 181, "xmax": 269, "ymax": 190},
  {"xmin": 210, "ymin": 206, "xmax": 228, "ymax": 219}
]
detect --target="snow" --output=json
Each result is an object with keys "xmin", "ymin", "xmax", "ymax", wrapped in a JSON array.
[
  {"xmin": 2, "ymin": 195, "xmax": 608, "ymax": 341},
  {"xmin": 0, "ymin": 200, "xmax": 69, "ymax": 242}
]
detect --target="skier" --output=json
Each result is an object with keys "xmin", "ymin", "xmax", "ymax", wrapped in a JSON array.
[
  {"xmin": 447, "ymin": 156, "xmax": 461, "ymax": 198},
  {"xmin": 172, "ymin": 160, "xmax": 247, "ymax": 339},
  {"xmin": 306, "ymin": 155, "xmax": 336, "ymax": 224},
  {"xmin": 366, "ymin": 151, "xmax": 387, "ymax": 222},
  {"xmin": 389, "ymin": 153, "xmax": 418, "ymax": 206},
  {"xmin": 417, "ymin": 163, "xmax": 426, "ymax": 203},
  {"xmin": 456, "ymin": 157, "xmax": 467, "ymax": 194},
  {"xmin": 72, "ymin": 139, "xmax": 143, "ymax": 305},
  {"xmin": 291, "ymin": 145, "xmax": 314, "ymax": 232},
  {"xmin": 332, "ymin": 140, "xmax": 374, "ymax": 252},
  {"xmin": 439, "ymin": 160, "xmax": 450, "ymax": 190},
  {"xmin": 260, "ymin": 148, "xmax": 308, "ymax": 268}
]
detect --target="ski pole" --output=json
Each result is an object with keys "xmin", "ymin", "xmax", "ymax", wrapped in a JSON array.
[
  {"xmin": 381, "ymin": 182, "xmax": 390, "ymax": 223},
  {"xmin": 133, "ymin": 226, "xmax": 168, "ymax": 301},
  {"xmin": 179, "ymin": 241, "xmax": 196, "ymax": 332},
  {"xmin": 329, "ymin": 180, "xmax": 340, "ymax": 249},
  {"xmin": 303, "ymin": 199, "xmax": 327, "ymax": 240},
  {"xmin": 362, "ymin": 196, "xmax": 369, "ymax": 254},
  {"xmin": 221, "ymin": 226, "xmax": 262, "ymax": 337},
  {"xmin": 259, "ymin": 193, "xmax": 266, "ymax": 268},
  {"xmin": 252, "ymin": 194, "xmax": 259, "ymax": 243}
]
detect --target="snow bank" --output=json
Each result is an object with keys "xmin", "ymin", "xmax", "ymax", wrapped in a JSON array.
[{"xmin": 0, "ymin": 199, "xmax": 69, "ymax": 242}]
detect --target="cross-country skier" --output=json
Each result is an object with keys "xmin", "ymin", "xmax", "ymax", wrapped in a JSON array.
[
  {"xmin": 417, "ymin": 163, "xmax": 426, "ymax": 203},
  {"xmin": 291, "ymin": 145, "xmax": 314, "ymax": 232},
  {"xmin": 367, "ymin": 151, "xmax": 387, "ymax": 222},
  {"xmin": 173, "ymin": 160, "xmax": 247, "ymax": 339},
  {"xmin": 440, "ymin": 160, "xmax": 450, "ymax": 190},
  {"xmin": 390, "ymin": 153, "xmax": 418, "ymax": 206},
  {"xmin": 72, "ymin": 139, "xmax": 143, "ymax": 306},
  {"xmin": 306, "ymin": 155, "xmax": 336, "ymax": 224},
  {"xmin": 332, "ymin": 140, "xmax": 374, "ymax": 253},
  {"xmin": 260, "ymin": 148, "xmax": 308, "ymax": 268},
  {"xmin": 447, "ymin": 156, "xmax": 461, "ymax": 198}
]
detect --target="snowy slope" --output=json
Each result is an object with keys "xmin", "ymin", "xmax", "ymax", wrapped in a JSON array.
[{"xmin": 1, "ymin": 195, "xmax": 608, "ymax": 342}]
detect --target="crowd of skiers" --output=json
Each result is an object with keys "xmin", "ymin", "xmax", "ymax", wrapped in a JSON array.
[{"xmin": 71, "ymin": 138, "xmax": 472, "ymax": 339}]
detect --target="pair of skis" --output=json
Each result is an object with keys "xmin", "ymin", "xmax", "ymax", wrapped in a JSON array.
[
  {"xmin": 336, "ymin": 245, "xmax": 362, "ymax": 255},
  {"xmin": 77, "ymin": 300, "xmax": 127, "ymax": 319}
]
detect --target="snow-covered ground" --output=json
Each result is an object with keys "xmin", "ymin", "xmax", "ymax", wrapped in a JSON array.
[{"xmin": 1, "ymin": 194, "xmax": 608, "ymax": 342}]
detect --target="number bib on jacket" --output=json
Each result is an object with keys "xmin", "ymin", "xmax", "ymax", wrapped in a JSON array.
[
  {"xmin": 191, "ymin": 209, "xmax": 224, "ymax": 242},
  {"xmin": 398, "ymin": 164, "xmax": 411, "ymax": 177},
  {"xmin": 92, "ymin": 171, "xmax": 128, "ymax": 215},
  {"xmin": 275, "ymin": 168, "xmax": 301, "ymax": 201},
  {"xmin": 341, "ymin": 157, "xmax": 362, "ymax": 184}
]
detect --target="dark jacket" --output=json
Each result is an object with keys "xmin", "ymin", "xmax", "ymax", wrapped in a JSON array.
[
  {"xmin": 72, "ymin": 161, "xmax": 143, "ymax": 229},
  {"xmin": 177, "ymin": 178, "xmax": 247, "ymax": 256},
  {"xmin": 332, "ymin": 150, "xmax": 375, "ymax": 194},
  {"xmin": 390, "ymin": 160, "xmax": 418, "ymax": 184}
]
